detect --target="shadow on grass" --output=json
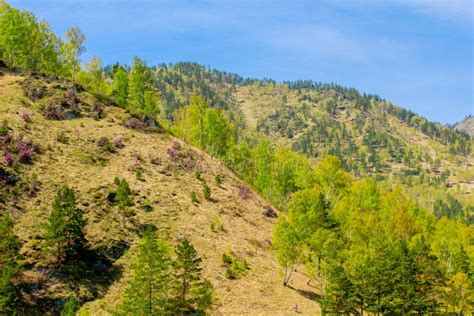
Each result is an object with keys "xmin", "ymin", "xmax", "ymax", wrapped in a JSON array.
[
  {"xmin": 18, "ymin": 243, "xmax": 128, "ymax": 315},
  {"xmin": 287, "ymin": 284, "xmax": 320, "ymax": 301}
]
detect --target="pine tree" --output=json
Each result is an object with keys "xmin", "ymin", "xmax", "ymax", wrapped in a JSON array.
[
  {"xmin": 44, "ymin": 185, "xmax": 86, "ymax": 266},
  {"xmin": 116, "ymin": 178, "xmax": 132, "ymax": 227},
  {"xmin": 172, "ymin": 238, "xmax": 213, "ymax": 314},
  {"xmin": 0, "ymin": 214, "xmax": 21, "ymax": 313},
  {"xmin": 117, "ymin": 228, "xmax": 173, "ymax": 315}
]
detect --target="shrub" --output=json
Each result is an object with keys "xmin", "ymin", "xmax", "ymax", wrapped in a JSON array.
[
  {"xmin": 112, "ymin": 137, "xmax": 124, "ymax": 149},
  {"xmin": 97, "ymin": 137, "xmax": 115, "ymax": 153},
  {"xmin": 191, "ymin": 191, "xmax": 198, "ymax": 204},
  {"xmin": 222, "ymin": 252, "xmax": 249, "ymax": 279},
  {"xmin": 238, "ymin": 186, "xmax": 251, "ymax": 199},
  {"xmin": 3, "ymin": 153, "xmax": 13, "ymax": 166},
  {"xmin": 215, "ymin": 175, "xmax": 222, "ymax": 186},
  {"xmin": 195, "ymin": 170, "xmax": 202, "ymax": 180},
  {"xmin": 210, "ymin": 216, "xmax": 224, "ymax": 233},
  {"xmin": 45, "ymin": 107, "xmax": 63, "ymax": 120},
  {"xmin": 0, "ymin": 120, "xmax": 9, "ymax": 136},
  {"xmin": 203, "ymin": 184, "xmax": 211, "ymax": 201},
  {"xmin": 20, "ymin": 113, "xmax": 32, "ymax": 122},
  {"xmin": 135, "ymin": 169, "xmax": 143, "ymax": 180},
  {"xmin": 56, "ymin": 131, "xmax": 68, "ymax": 144}
]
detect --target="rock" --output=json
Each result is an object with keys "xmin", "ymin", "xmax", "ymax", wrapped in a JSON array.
[{"xmin": 263, "ymin": 206, "xmax": 278, "ymax": 218}]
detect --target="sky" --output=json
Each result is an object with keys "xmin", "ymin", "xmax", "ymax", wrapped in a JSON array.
[{"xmin": 10, "ymin": 0, "xmax": 474, "ymax": 124}]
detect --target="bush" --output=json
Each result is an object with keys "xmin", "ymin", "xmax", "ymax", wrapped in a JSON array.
[
  {"xmin": 191, "ymin": 191, "xmax": 198, "ymax": 204},
  {"xmin": 222, "ymin": 252, "xmax": 249, "ymax": 279},
  {"xmin": 210, "ymin": 216, "xmax": 224, "ymax": 233},
  {"xmin": 0, "ymin": 120, "xmax": 9, "ymax": 136},
  {"xmin": 215, "ymin": 175, "xmax": 222, "ymax": 186},
  {"xmin": 97, "ymin": 137, "xmax": 115, "ymax": 153},
  {"xmin": 203, "ymin": 184, "xmax": 211, "ymax": 201}
]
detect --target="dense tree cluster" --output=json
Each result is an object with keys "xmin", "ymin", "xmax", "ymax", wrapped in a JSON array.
[
  {"xmin": 116, "ymin": 229, "xmax": 212, "ymax": 315},
  {"xmin": 0, "ymin": 1, "xmax": 84, "ymax": 76},
  {"xmin": 272, "ymin": 158, "xmax": 473, "ymax": 314}
]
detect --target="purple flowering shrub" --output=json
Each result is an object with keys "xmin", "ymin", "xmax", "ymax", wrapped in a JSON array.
[
  {"xmin": 166, "ymin": 140, "xmax": 196, "ymax": 171},
  {"xmin": 45, "ymin": 107, "xmax": 63, "ymax": 120},
  {"xmin": 1, "ymin": 133, "xmax": 40, "ymax": 166},
  {"xmin": 20, "ymin": 113, "xmax": 32, "ymax": 122},
  {"xmin": 238, "ymin": 186, "xmax": 251, "ymax": 200}
]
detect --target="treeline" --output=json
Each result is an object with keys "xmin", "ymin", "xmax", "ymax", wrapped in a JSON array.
[
  {"xmin": 385, "ymin": 103, "xmax": 471, "ymax": 155},
  {"xmin": 271, "ymin": 159, "xmax": 473, "ymax": 314},
  {"xmin": 0, "ymin": 1, "xmax": 84, "ymax": 77}
]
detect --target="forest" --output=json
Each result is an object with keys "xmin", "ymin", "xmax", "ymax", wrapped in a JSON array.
[{"xmin": 0, "ymin": 1, "xmax": 473, "ymax": 314}]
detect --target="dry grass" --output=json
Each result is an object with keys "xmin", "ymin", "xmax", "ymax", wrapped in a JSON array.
[{"xmin": 0, "ymin": 72, "xmax": 320, "ymax": 315}]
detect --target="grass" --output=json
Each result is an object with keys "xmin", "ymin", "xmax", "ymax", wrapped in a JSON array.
[{"xmin": 0, "ymin": 71, "xmax": 321, "ymax": 315}]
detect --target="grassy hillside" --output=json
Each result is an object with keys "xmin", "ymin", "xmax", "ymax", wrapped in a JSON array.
[{"xmin": 0, "ymin": 69, "xmax": 319, "ymax": 314}]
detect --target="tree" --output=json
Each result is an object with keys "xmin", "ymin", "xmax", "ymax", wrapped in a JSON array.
[
  {"xmin": 61, "ymin": 26, "xmax": 85, "ymax": 79},
  {"xmin": 112, "ymin": 66, "xmax": 129, "ymax": 107},
  {"xmin": 272, "ymin": 217, "xmax": 301, "ymax": 286},
  {"xmin": 128, "ymin": 56, "xmax": 158, "ymax": 116},
  {"xmin": 0, "ymin": 214, "xmax": 21, "ymax": 313},
  {"xmin": 116, "ymin": 228, "xmax": 173, "ymax": 315},
  {"xmin": 116, "ymin": 179, "xmax": 132, "ymax": 227},
  {"xmin": 0, "ymin": 2, "xmax": 62, "ymax": 72},
  {"xmin": 172, "ymin": 238, "xmax": 213, "ymax": 314},
  {"xmin": 321, "ymin": 265, "xmax": 357, "ymax": 314},
  {"xmin": 44, "ymin": 185, "xmax": 86, "ymax": 266},
  {"xmin": 203, "ymin": 108, "xmax": 234, "ymax": 157},
  {"xmin": 61, "ymin": 296, "xmax": 81, "ymax": 316}
]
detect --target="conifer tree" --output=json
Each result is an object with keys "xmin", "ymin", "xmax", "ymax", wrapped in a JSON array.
[
  {"xmin": 0, "ymin": 214, "xmax": 21, "ymax": 313},
  {"xmin": 44, "ymin": 185, "xmax": 86, "ymax": 266},
  {"xmin": 172, "ymin": 238, "xmax": 213, "ymax": 314},
  {"xmin": 117, "ymin": 228, "xmax": 173, "ymax": 315}
]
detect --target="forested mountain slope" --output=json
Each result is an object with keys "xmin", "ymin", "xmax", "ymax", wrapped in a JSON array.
[
  {"xmin": 0, "ymin": 2, "xmax": 473, "ymax": 314},
  {"xmin": 0, "ymin": 69, "xmax": 320, "ymax": 314}
]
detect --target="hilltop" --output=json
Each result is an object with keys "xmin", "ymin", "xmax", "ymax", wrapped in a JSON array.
[
  {"xmin": 455, "ymin": 115, "xmax": 474, "ymax": 136},
  {"xmin": 0, "ymin": 69, "xmax": 319, "ymax": 314}
]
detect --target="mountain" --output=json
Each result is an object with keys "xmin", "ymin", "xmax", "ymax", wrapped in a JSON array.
[
  {"xmin": 455, "ymin": 115, "xmax": 474, "ymax": 136},
  {"xmin": 0, "ymin": 69, "xmax": 319, "ymax": 314},
  {"xmin": 149, "ymin": 63, "xmax": 474, "ymax": 204}
]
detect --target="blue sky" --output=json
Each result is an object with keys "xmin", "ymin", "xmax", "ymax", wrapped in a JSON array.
[{"xmin": 11, "ymin": 0, "xmax": 474, "ymax": 124}]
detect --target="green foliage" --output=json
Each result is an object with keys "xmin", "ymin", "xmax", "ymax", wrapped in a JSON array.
[
  {"xmin": 44, "ymin": 185, "xmax": 86, "ymax": 266},
  {"xmin": 0, "ymin": 214, "xmax": 22, "ymax": 313},
  {"xmin": 172, "ymin": 238, "xmax": 213, "ymax": 314},
  {"xmin": 116, "ymin": 227, "xmax": 173, "ymax": 315},
  {"xmin": 222, "ymin": 252, "xmax": 249, "ymax": 279},
  {"xmin": 128, "ymin": 57, "xmax": 159, "ymax": 117},
  {"xmin": 112, "ymin": 66, "xmax": 129, "ymax": 107},
  {"xmin": 190, "ymin": 191, "xmax": 198, "ymax": 204},
  {"xmin": 61, "ymin": 296, "xmax": 81, "ymax": 316},
  {"xmin": 172, "ymin": 95, "xmax": 234, "ymax": 157},
  {"xmin": 214, "ymin": 175, "xmax": 222, "ymax": 186},
  {"xmin": 61, "ymin": 27, "xmax": 85, "ymax": 79},
  {"xmin": 210, "ymin": 216, "xmax": 224, "ymax": 233},
  {"xmin": 0, "ymin": 2, "xmax": 62, "ymax": 73},
  {"xmin": 0, "ymin": 120, "xmax": 8, "ymax": 136},
  {"xmin": 202, "ymin": 183, "xmax": 211, "ymax": 201}
]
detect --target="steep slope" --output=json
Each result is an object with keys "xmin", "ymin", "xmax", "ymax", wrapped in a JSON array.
[
  {"xmin": 231, "ymin": 82, "xmax": 473, "ymax": 198},
  {"xmin": 455, "ymin": 115, "xmax": 474, "ymax": 136},
  {"xmin": 145, "ymin": 63, "xmax": 473, "ymax": 201},
  {"xmin": 0, "ymin": 70, "xmax": 319, "ymax": 314}
]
